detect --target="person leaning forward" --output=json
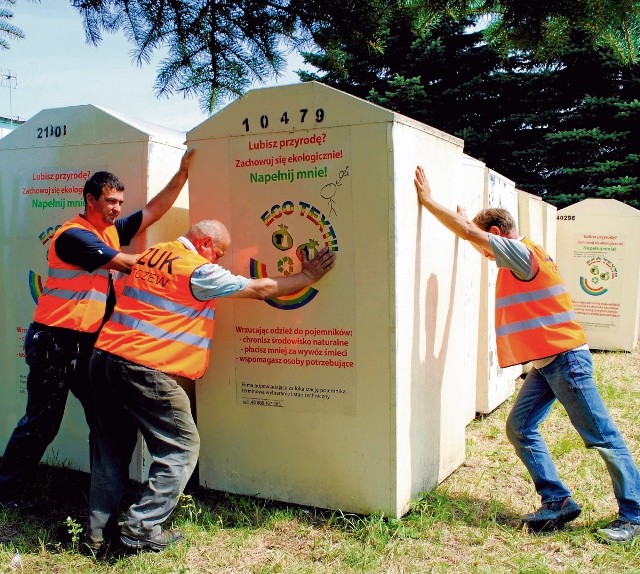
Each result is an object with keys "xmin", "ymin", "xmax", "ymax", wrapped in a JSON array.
[
  {"xmin": 0, "ymin": 150, "xmax": 194, "ymax": 511},
  {"xmin": 86, "ymin": 219, "xmax": 336, "ymax": 553},
  {"xmin": 413, "ymin": 165, "xmax": 640, "ymax": 544}
]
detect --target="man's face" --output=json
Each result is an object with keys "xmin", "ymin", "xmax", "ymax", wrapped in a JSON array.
[
  {"xmin": 481, "ymin": 247, "xmax": 496, "ymax": 261},
  {"xmin": 470, "ymin": 239, "xmax": 496, "ymax": 261},
  {"xmin": 197, "ymin": 234, "xmax": 230, "ymax": 264},
  {"xmin": 89, "ymin": 186, "xmax": 124, "ymax": 226}
]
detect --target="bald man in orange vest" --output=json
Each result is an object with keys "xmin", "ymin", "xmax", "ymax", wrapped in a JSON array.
[{"xmin": 86, "ymin": 219, "xmax": 336, "ymax": 553}]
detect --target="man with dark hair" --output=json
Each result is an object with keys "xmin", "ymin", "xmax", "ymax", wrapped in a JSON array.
[
  {"xmin": 86, "ymin": 219, "xmax": 336, "ymax": 552},
  {"xmin": 413, "ymin": 165, "xmax": 640, "ymax": 544},
  {"xmin": 0, "ymin": 150, "xmax": 194, "ymax": 510}
]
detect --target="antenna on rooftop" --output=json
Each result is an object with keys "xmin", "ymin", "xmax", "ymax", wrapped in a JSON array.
[{"xmin": 1, "ymin": 68, "xmax": 18, "ymax": 127}]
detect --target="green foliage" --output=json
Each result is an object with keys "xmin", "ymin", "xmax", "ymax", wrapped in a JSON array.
[
  {"xmin": 1, "ymin": 344, "xmax": 640, "ymax": 571},
  {"xmin": 0, "ymin": 0, "xmax": 24, "ymax": 50},
  {"xmin": 303, "ymin": 8, "xmax": 640, "ymax": 208},
  {"xmin": 64, "ymin": 516, "xmax": 83, "ymax": 551},
  {"xmin": 50, "ymin": 0, "xmax": 639, "ymax": 117}
]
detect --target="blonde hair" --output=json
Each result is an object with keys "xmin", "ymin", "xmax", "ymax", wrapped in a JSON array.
[{"xmin": 472, "ymin": 208, "xmax": 517, "ymax": 234}]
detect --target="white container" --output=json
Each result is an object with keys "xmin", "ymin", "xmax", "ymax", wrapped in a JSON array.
[
  {"xmin": 518, "ymin": 189, "xmax": 545, "ymax": 246},
  {"xmin": 517, "ymin": 189, "xmax": 557, "ymax": 258},
  {"xmin": 542, "ymin": 200, "xmax": 558, "ymax": 260},
  {"xmin": 0, "ymin": 104, "xmax": 188, "ymax": 477},
  {"xmin": 186, "ymin": 82, "xmax": 471, "ymax": 517},
  {"xmin": 475, "ymin": 169, "xmax": 522, "ymax": 414},
  {"xmin": 456, "ymin": 155, "xmax": 485, "ymax": 423},
  {"xmin": 556, "ymin": 199, "xmax": 640, "ymax": 351}
]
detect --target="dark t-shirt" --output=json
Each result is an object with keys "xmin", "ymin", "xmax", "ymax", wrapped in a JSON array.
[
  {"xmin": 54, "ymin": 211, "xmax": 143, "ymax": 271},
  {"xmin": 53, "ymin": 211, "xmax": 143, "ymax": 323}
]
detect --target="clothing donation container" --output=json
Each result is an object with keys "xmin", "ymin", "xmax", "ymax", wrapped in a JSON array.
[
  {"xmin": 542, "ymin": 200, "xmax": 558, "ymax": 260},
  {"xmin": 556, "ymin": 199, "xmax": 640, "ymax": 352},
  {"xmin": 186, "ymin": 81, "xmax": 474, "ymax": 517},
  {"xmin": 518, "ymin": 190, "xmax": 545, "ymax": 246},
  {"xmin": 455, "ymin": 155, "xmax": 485, "ymax": 423},
  {"xmin": 0, "ymin": 105, "xmax": 189, "ymax": 478},
  {"xmin": 475, "ymin": 169, "xmax": 522, "ymax": 414},
  {"xmin": 517, "ymin": 189, "xmax": 557, "ymax": 258}
]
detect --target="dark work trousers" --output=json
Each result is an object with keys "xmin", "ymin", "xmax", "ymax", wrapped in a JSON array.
[
  {"xmin": 87, "ymin": 349, "xmax": 199, "ymax": 546},
  {"xmin": 0, "ymin": 322, "xmax": 97, "ymax": 498}
]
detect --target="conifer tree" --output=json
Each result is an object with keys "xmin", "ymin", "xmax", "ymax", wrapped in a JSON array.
[{"xmin": 302, "ymin": 11, "xmax": 640, "ymax": 207}]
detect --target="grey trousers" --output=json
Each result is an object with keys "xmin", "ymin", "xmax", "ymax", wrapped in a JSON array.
[{"xmin": 87, "ymin": 349, "xmax": 200, "ymax": 545}]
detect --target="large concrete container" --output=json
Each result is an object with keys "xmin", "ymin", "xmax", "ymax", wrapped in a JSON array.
[
  {"xmin": 0, "ymin": 104, "xmax": 188, "ymax": 476},
  {"xmin": 456, "ymin": 155, "xmax": 485, "ymax": 423},
  {"xmin": 186, "ymin": 82, "xmax": 474, "ymax": 517},
  {"xmin": 542, "ymin": 200, "xmax": 558, "ymax": 260},
  {"xmin": 475, "ymin": 169, "xmax": 522, "ymax": 414},
  {"xmin": 518, "ymin": 190, "xmax": 545, "ymax": 246},
  {"xmin": 517, "ymin": 189, "xmax": 557, "ymax": 258},
  {"xmin": 556, "ymin": 199, "xmax": 640, "ymax": 351}
]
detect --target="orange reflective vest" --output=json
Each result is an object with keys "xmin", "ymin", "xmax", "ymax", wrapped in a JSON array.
[
  {"xmin": 495, "ymin": 238, "xmax": 587, "ymax": 368},
  {"xmin": 33, "ymin": 216, "xmax": 120, "ymax": 333},
  {"xmin": 95, "ymin": 240, "xmax": 215, "ymax": 379}
]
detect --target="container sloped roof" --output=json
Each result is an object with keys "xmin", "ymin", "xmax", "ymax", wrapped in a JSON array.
[
  {"xmin": 558, "ymin": 198, "xmax": 640, "ymax": 216},
  {"xmin": 0, "ymin": 104, "xmax": 185, "ymax": 150},
  {"xmin": 187, "ymin": 81, "xmax": 462, "ymax": 147}
]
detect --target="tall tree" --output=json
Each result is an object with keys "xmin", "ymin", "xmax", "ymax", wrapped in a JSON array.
[
  {"xmin": 5, "ymin": 0, "xmax": 638, "ymax": 119},
  {"xmin": 301, "ymin": 10, "xmax": 639, "ymax": 207},
  {"xmin": 0, "ymin": 0, "xmax": 23, "ymax": 51},
  {"xmin": 65, "ymin": 0, "xmax": 640, "ymax": 113}
]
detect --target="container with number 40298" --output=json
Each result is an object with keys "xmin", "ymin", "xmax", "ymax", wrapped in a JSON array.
[
  {"xmin": 556, "ymin": 198, "xmax": 640, "ymax": 352},
  {"xmin": 0, "ymin": 104, "xmax": 189, "ymax": 479}
]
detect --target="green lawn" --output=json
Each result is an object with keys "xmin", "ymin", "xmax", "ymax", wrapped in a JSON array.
[{"xmin": 1, "ymin": 345, "xmax": 639, "ymax": 573}]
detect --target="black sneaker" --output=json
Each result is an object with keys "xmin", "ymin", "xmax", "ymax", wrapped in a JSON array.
[
  {"xmin": 120, "ymin": 526, "xmax": 184, "ymax": 552},
  {"xmin": 596, "ymin": 520, "xmax": 640, "ymax": 543},
  {"xmin": 83, "ymin": 519, "xmax": 123, "ymax": 558},
  {"xmin": 81, "ymin": 538, "xmax": 110, "ymax": 559},
  {"xmin": 522, "ymin": 496, "xmax": 582, "ymax": 532}
]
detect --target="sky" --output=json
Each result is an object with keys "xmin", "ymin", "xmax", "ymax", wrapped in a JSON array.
[{"xmin": 0, "ymin": 0, "xmax": 306, "ymax": 133}]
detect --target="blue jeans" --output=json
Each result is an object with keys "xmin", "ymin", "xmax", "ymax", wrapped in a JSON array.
[
  {"xmin": 87, "ymin": 350, "xmax": 199, "ymax": 545},
  {"xmin": 0, "ymin": 323, "xmax": 96, "ymax": 498},
  {"xmin": 506, "ymin": 348, "xmax": 640, "ymax": 523}
]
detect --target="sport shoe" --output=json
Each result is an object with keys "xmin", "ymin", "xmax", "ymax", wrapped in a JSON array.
[
  {"xmin": 81, "ymin": 538, "xmax": 111, "ymax": 559},
  {"xmin": 522, "ymin": 496, "xmax": 582, "ymax": 532},
  {"xmin": 120, "ymin": 526, "xmax": 184, "ymax": 552},
  {"xmin": 596, "ymin": 520, "xmax": 640, "ymax": 543}
]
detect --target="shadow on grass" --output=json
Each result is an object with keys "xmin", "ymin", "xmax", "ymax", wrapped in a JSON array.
[
  {"xmin": 1, "ymin": 461, "xmax": 583, "ymax": 560},
  {"xmin": 0, "ymin": 462, "xmax": 145, "ymax": 558}
]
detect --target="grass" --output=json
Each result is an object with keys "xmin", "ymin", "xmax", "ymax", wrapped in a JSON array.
[{"xmin": 1, "ymin": 345, "xmax": 639, "ymax": 573}]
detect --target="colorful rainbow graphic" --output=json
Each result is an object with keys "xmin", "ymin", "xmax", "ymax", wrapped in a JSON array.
[
  {"xmin": 28, "ymin": 270, "xmax": 44, "ymax": 304},
  {"xmin": 250, "ymin": 258, "xmax": 318, "ymax": 310},
  {"xmin": 580, "ymin": 276, "xmax": 608, "ymax": 296}
]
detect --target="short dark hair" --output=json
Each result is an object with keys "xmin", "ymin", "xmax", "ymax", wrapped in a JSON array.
[
  {"xmin": 83, "ymin": 172, "xmax": 125, "ymax": 204},
  {"xmin": 472, "ymin": 208, "xmax": 517, "ymax": 234}
]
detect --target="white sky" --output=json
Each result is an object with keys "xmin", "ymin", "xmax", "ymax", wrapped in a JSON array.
[{"xmin": 1, "ymin": 0, "xmax": 305, "ymax": 132}]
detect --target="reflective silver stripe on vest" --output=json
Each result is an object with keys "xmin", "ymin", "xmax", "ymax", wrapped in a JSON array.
[
  {"xmin": 110, "ymin": 311, "xmax": 211, "ymax": 350},
  {"xmin": 122, "ymin": 285, "xmax": 215, "ymax": 320},
  {"xmin": 39, "ymin": 287, "xmax": 108, "ymax": 303},
  {"xmin": 496, "ymin": 310, "xmax": 576, "ymax": 337},
  {"xmin": 496, "ymin": 283, "xmax": 566, "ymax": 309},
  {"xmin": 47, "ymin": 267, "xmax": 111, "ymax": 279}
]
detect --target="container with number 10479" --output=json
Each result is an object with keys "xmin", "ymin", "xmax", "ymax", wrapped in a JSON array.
[{"xmin": 186, "ymin": 82, "xmax": 478, "ymax": 517}]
